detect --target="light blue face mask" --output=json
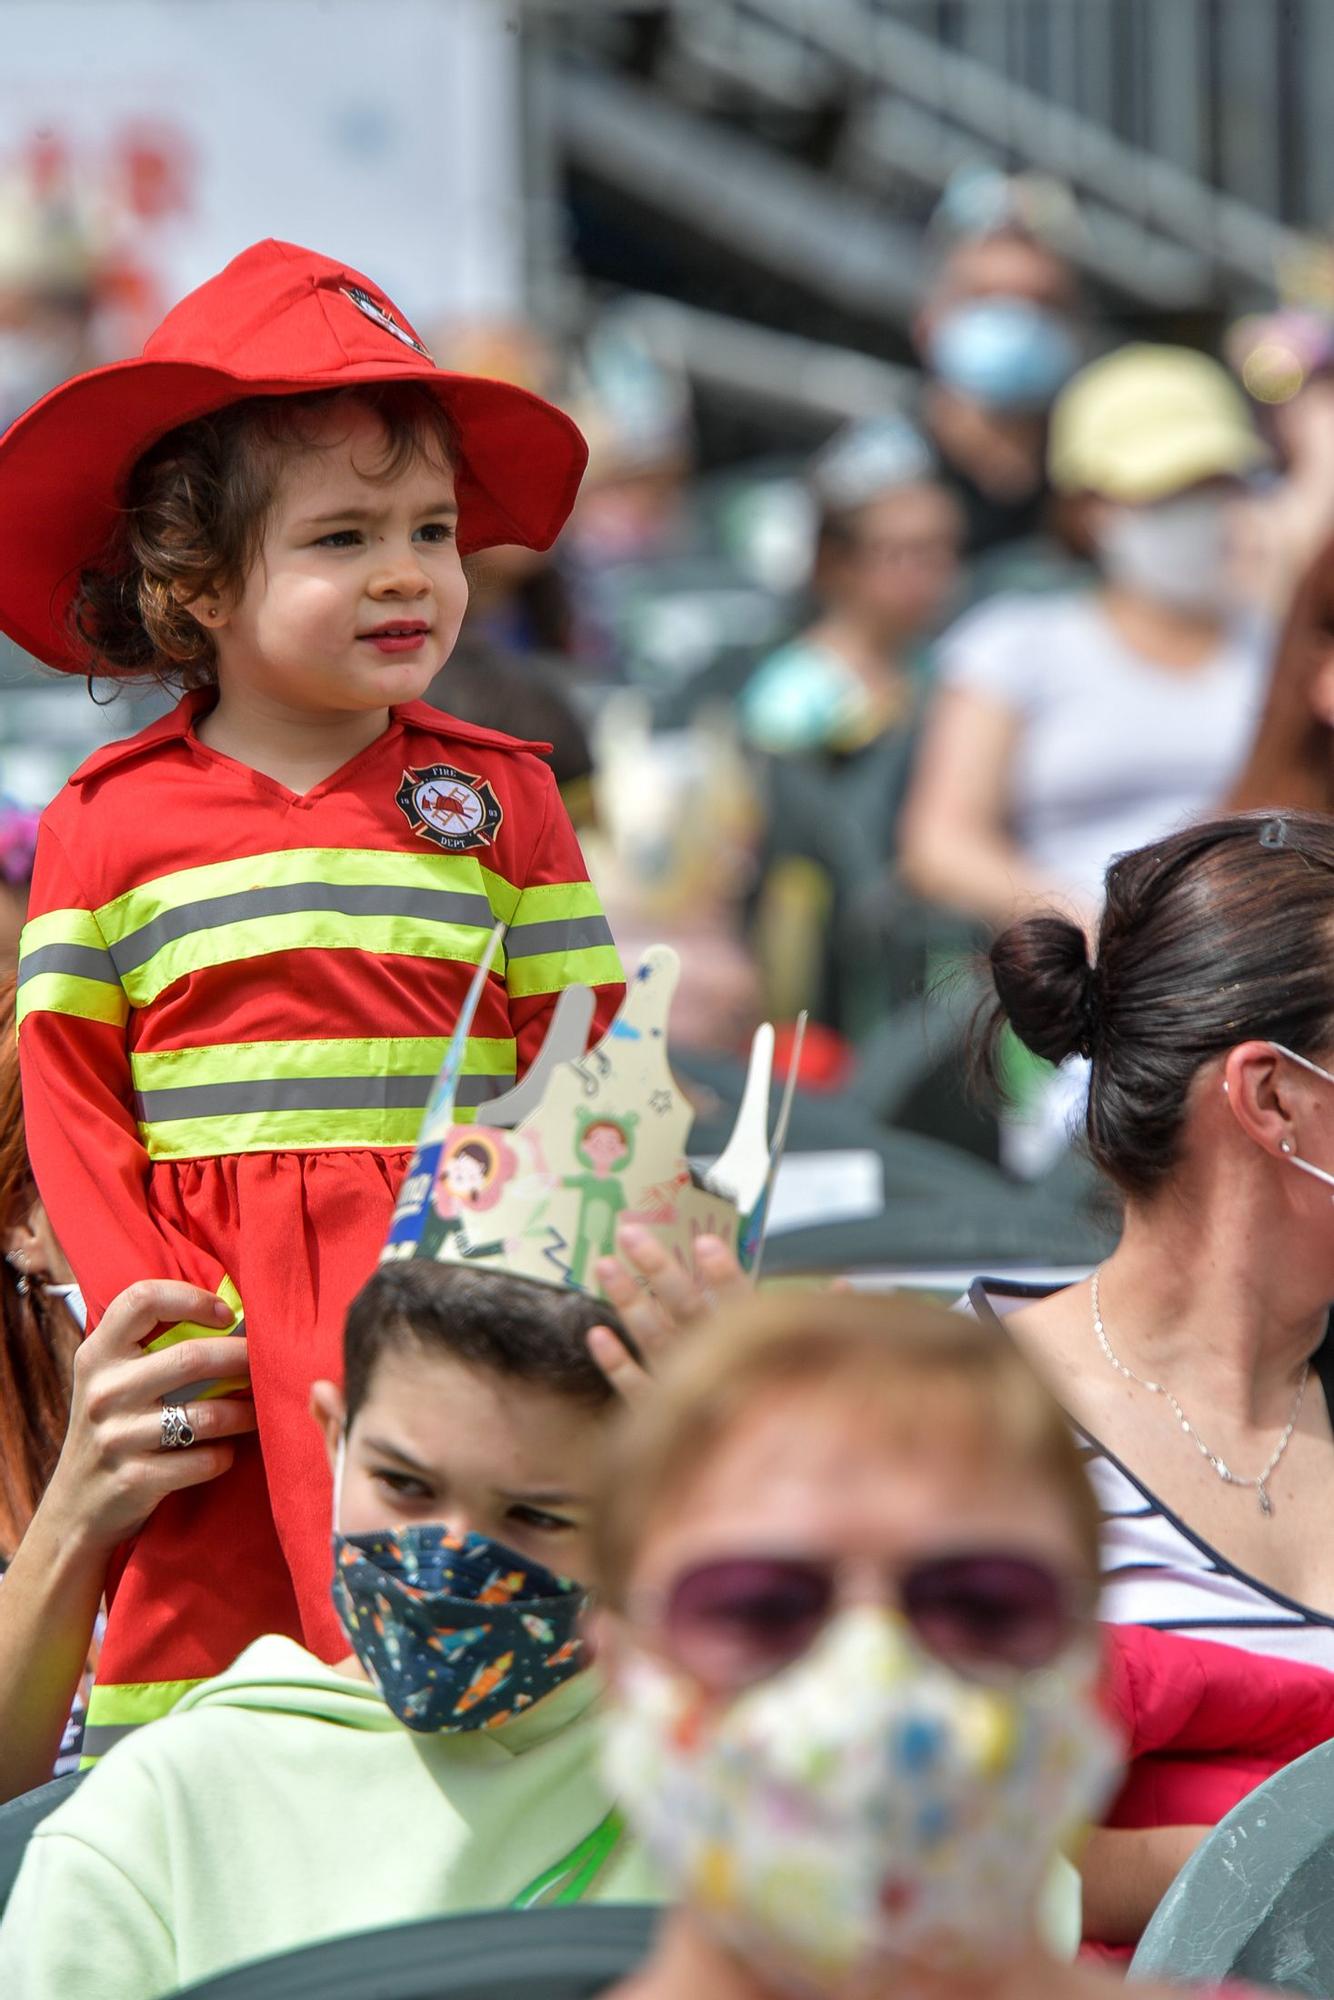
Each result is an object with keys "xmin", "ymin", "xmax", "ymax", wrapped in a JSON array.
[{"xmin": 927, "ymin": 299, "xmax": 1081, "ymax": 413}]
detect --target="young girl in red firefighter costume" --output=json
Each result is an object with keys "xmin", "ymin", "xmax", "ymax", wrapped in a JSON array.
[{"xmin": 0, "ymin": 240, "xmax": 624, "ymax": 1750}]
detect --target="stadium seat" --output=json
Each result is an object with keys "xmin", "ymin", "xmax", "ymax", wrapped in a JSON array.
[
  {"xmin": 173, "ymin": 1904, "xmax": 661, "ymax": 1999},
  {"xmin": 1130, "ymin": 1738, "xmax": 1334, "ymax": 1994},
  {"xmin": 0, "ymin": 1774, "xmax": 83, "ymax": 1917}
]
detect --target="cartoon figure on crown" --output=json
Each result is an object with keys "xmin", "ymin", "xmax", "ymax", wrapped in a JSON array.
[
  {"xmin": 384, "ymin": 940, "xmax": 802, "ymax": 1304},
  {"xmin": 562, "ymin": 1110, "xmax": 639, "ymax": 1287}
]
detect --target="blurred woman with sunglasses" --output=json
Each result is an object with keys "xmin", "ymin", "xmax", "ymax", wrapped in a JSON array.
[
  {"xmin": 973, "ymin": 809, "xmax": 1334, "ymax": 1942},
  {"xmin": 591, "ymin": 1290, "xmax": 1256, "ymax": 2000}
]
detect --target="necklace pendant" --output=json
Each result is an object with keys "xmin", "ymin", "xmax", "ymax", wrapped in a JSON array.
[{"xmin": 1258, "ymin": 1485, "xmax": 1274, "ymax": 1517}]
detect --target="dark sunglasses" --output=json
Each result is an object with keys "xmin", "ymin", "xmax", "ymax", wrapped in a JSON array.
[{"xmin": 643, "ymin": 1551, "xmax": 1088, "ymax": 1691}]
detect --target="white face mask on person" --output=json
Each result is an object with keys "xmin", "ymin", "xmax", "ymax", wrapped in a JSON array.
[
  {"xmin": 604, "ymin": 1605, "xmax": 1119, "ymax": 1990},
  {"xmin": 1095, "ymin": 494, "xmax": 1233, "ymax": 615}
]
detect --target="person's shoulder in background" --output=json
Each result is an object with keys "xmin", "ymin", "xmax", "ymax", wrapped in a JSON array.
[{"xmin": 935, "ymin": 587, "xmax": 1103, "ymax": 714}]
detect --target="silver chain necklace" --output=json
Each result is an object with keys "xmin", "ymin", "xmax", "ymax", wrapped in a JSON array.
[{"xmin": 1090, "ymin": 1270, "xmax": 1309, "ymax": 1517}]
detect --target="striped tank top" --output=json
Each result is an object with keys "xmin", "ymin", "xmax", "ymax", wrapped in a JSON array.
[{"xmin": 969, "ymin": 1280, "xmax": 1334, "ymax": 1670}]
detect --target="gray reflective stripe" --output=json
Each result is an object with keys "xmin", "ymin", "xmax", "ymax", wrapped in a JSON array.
[
  {"xmin": 109, "ymin": 883, "xmax": 497, "ymax": 975},
  {"xmin": 504, "ymin": 914, "xmax": 616, "ymax": 959},
  {"xmin": 16, "ymin": 939, "xmax": 120, "ymax": 987},
  {"xmin": 135, "ymin": 1071, "xmax": 511, "ymax": 1123},
  {"xmin": 79, "ymin": 1721, "xmax": 140, "ymax": 1758}
]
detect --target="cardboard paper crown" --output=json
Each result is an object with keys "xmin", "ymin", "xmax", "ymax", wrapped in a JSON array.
[{"xmin": 383, "ymin": 934, "xmax": 800, "ymax": 1296}]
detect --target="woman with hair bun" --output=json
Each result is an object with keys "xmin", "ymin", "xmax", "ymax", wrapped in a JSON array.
[{"xmin": 973, "ymin": 808, "xmax": 1334, "ymax": 1940}]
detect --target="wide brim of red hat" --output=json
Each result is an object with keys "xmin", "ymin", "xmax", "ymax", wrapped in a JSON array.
[{"xmin": 0, "ymin": 355, "xmax": 588, "ymax": 672}]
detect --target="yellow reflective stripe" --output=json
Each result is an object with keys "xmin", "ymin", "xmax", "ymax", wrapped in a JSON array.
[
  {"xmin": 81, "ymin": 1677, "xmax": 204, "ymax": 1758},
  {"xmin": 130, "ymin": 1036, "xmax": 515, "ymax": 1158},
  {"xmin": 145, "ymin": 1274, "xmax": 245, "ymax": 1395},
  {"xmin": 507, "ymin": 944, "xmax": 624, "ymax": 999},
  {"xmin": 15, "ymin": 971, "xmax": 128, "ymax": 1030},
  {"xmin": 129, "ymin": 1034, "xmax": 514, "ymax": 1092},
  {"xmin": 121, "ymin": 913, "xmax": 496, "ymax": 1009},
  {"xmin": 17, "ymin": 904, "xmax": 126, "ymax": 1028},
  {"xmin": 479, "ymin": 865, "xmax": 522, "ymax": 926},
  {"xmin": 96, "ymin": 846, "xmax": 508, "ymax": 943},
  {"xmin": 141, "ymin": 1104, "xmax": 458, "ymax": 1160},
  {"xmin": 19, "ymin": 905, "xmax": 109, "ymax": 954},
  {"xmin": 501, "ymin": 880, "xmax": 608, "ymax": 928},
  {"xmin": 92, "ymin": 846, "xmax": 515, "ymax": 1006}
]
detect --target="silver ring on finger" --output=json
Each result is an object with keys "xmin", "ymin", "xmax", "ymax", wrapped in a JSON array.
[{"xmin": 159, "ymin": 1402, "xmax": 195, "ymax": 1450}]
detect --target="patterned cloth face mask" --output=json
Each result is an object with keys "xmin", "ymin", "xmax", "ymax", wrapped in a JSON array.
[
  {"xmin": 604, "ymin": 1605, "xmax": 1120, "ymax": 1989},
  {"xmin": 330, "ymin": 1440, "xmax": 590, "ymax": 1732}
]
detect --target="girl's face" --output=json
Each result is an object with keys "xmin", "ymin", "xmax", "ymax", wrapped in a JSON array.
[
  {"xmin": 613, "ymin": 1384, "xmax": 1092, "ymax": 1710},
  {"xmin": 208, "ymin": 404, "xmax": 470, "ymax": 715}
]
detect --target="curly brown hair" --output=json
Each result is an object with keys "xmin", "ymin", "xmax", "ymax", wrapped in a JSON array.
[{"xmin": 68, "ymin": 383, "xmax": 459, "ymax": 690}]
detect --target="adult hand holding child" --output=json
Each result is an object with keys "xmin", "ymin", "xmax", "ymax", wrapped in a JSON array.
[{"xmin": 0, "ymin": 1282, "xmax": 252, "ymax": 1800}]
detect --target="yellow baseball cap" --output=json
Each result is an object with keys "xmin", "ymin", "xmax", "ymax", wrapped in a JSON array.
[{"xmin": 1049, "ymin": 343, "xmax": 1267, "ymax": 502}]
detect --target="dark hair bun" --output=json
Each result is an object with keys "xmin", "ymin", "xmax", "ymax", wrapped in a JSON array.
[{"xmin": 989, "ymin": 914, "xmax": 1096, "ymax": 1067}]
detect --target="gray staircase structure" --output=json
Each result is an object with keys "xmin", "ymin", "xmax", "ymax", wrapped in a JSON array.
[{"xmin": 534, "ymin": 0, "xmax": 1322, "ymax": 333}]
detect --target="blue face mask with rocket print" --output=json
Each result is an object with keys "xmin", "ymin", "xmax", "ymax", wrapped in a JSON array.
[{"xmin": 331, "ymin": 1523, "xmax": 590, "ymax": 1733}]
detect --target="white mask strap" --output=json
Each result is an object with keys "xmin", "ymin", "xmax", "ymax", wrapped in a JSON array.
[
  {"xmin": 1285, "ymin": 1152, "xmax": 1334, "ymax": 1196},
  {"xmin": 42, "ymin": 1281, "xmax": 87, "ymax": 1331},
  {"xmin": 1269, "ymin": 1044, "xmax": 1334, "ymax": 1197},
  {"xmin": 333, "ymin": 1431, "xmax": 347, "ymax": 1536},
  {"xmin": 1270, "ymin": 1041, "xmax": 1334, "ymax": 1088}
]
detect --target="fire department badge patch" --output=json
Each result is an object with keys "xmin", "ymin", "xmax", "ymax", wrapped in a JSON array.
[{"xmin": 396, "ymin": 765, "xmax": 503, "ymax": 853}]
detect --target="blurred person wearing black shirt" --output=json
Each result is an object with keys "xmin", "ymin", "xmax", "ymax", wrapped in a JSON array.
[{"xmin": 914, "ymin": 176, "xmax": 1086, "ymax": 566}]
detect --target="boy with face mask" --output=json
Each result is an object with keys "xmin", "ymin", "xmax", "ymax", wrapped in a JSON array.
[{"xmin": 0, "ymin": 1248, "xmax": 714, "ymax": 2000}]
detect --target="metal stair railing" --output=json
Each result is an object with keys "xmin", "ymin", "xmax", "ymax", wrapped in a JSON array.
[{"xmin": 655, "ymin": 0, "xmax": 1311, "ymax": 301}]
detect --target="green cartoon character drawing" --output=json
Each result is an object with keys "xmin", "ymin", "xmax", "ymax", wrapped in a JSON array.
[{"xmin": 561, "ymin": 1110, "xmax": 639, "ymax": 1288}]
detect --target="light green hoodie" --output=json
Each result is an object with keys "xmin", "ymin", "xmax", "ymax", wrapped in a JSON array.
[{"xmin": 0, "ymin": 1636, "xmax": 660, "ymax": 2000}]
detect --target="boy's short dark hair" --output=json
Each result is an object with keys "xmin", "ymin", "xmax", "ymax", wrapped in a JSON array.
[
  {"xmin": 70, "ymin": 382, "xmax": 458, "ymax": 691},
  {"xmin": 343, "ymin": 1262, "xmax": 635, "ymax": 1426}
]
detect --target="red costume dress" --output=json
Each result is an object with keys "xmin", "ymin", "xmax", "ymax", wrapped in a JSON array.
[{"xmin": 17, "ymin": 691, "xmax": 623, "ymax": 1755}]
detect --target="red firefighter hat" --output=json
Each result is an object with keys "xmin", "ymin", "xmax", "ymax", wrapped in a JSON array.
[{"xmin": 0, "ymin": 239, "xmax": 589, "ymax": 671}]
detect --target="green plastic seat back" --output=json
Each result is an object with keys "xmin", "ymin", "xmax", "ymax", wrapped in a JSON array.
[
  {"xmin": 1130, "ymin": 1739, "xmax": 1334, "ymax": 1994},
  {"xmin": 174, "ymin": 1904, "xmax": 660, "ymax": 1999}
]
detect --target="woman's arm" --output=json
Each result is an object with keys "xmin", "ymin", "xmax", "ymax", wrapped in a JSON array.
[
  {"xmin": 899, "ymin": 686, "xmax": 1086, "ymax": 930},
  {"xmin": 18, "ymin": 823, "xmax": 245, "ymax": 1339},
  {"xmin": 1078, "ymin": 1824, "xmax": 1211, "ymax": 1947},
  {"xmin": 0, "ymin": 1281, "xmax": 254, "ymax": 1802}
]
